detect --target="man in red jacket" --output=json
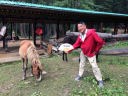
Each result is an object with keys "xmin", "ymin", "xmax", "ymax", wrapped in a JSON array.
[{"xmin": 66, "ymin": 21, "xmax": 105, "ymax": 88}]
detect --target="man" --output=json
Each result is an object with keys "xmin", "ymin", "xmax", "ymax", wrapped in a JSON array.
[
  {"xmin": 0, "ymin": 25, "xmax": 8, "ymax": 52},
  {"xmin": 65, "ymin": 21, "xmax": 105, "ymax": 88}
]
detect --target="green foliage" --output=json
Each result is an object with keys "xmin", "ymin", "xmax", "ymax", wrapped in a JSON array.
[
  {"xmin": 50, "ymin": 0, "xmax": 96, "ymax": 10},
  {"xmin": 6, "ymin": 0, "xmax": 127, "ymax": 14},
  {"xmin": 50, "ymin": 0, "xmax": 69, "ymax": 7},
  {"xmin": 94, "ymin": 0, "xmax": 128, "ymax": 13},
  {"xmin": 104, "ymin": 41, "xmax": 128, "ymax": 49}
]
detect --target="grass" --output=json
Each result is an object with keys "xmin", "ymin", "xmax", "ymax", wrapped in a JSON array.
[
  {"xmin": 0, "ymin": 41, "xmax": 128, "ymax": 96},
  {"xmin": 0, "ymin": 54, "xmax": 128, "ymax": 96},
  {"xmin": 103, "ymin": 40, "xmax": 128, "ymax": 49}
]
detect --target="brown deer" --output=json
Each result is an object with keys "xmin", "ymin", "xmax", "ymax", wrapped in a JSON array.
[{"xmin": 19, "ymin": 40, "xmax": 46, "ymax": 81}]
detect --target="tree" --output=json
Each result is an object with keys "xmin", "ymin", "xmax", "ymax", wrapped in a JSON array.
[{"xmin": 94, "ymin": 0, "xmax": 128, "ymax": 14}]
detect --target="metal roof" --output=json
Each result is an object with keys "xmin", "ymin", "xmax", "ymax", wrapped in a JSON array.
[{"xmin": 0, "ymin": 1, "xmax": 128, "ymax": 23}]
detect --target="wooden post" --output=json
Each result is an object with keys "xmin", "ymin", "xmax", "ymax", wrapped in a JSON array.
[
  {"xmin": 124, "ymin": 23, "xmax": 128, "ymax": 33},
  {"xmin": 113, "ymin": 23, "xmax": 118, "ymax": 35},
  {"xmin": 75, "ymin": 23, "xmax": 77, "ymax": 32},
  {"xmin": 10, "ymin": 23, "xmax": 13, "ymax": 40},
  {"xmin": 126, "ymin": 24, "xmax": 128, "ymax": 33},
  {"xmin": 56, "ymin": 21, "xmax": 59, "ymax": 39},
  {"xmin": 68, "ymin": 23, "xmax": 71, "ymax": 31},
  {"xmin": 28, "ymin": 23, "xmax": 31, "ymax": 39},
  {"xmin": 32, "ymin": 22, "xmax": 36, "ymax": 45},
  {"xmin": 99, "ymin": 22, "xmax": 103, "ymax": 33},
  {"xmin": 41, "ymin": 22, "xmax": 45, "ymax": 43}
]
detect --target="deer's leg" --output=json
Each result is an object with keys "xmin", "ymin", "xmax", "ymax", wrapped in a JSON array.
[
  {"xmin": 63, "ymin": 51, "xmax": 68, "ymax": 62},
  {"xmin": 65, "ymin": 53, "xmax": 68, "ymax": 62},
  {"xmin": 62, "ymin": 51, "xmax": 68, "ymax": 62},
  {"xmin": 22, "ymin": 57, "xmax": 28, "ymax": 80},
  {"xmin": 22, "ymin": 58, "xmax": 26, "ymax": 80},
  {"xmin": 62, "ymin": 51, "xmax": 65, "ymax": 61},
  {"xmin": 30, "ymin": 65, "xmax": 34, "ymax": 77}
]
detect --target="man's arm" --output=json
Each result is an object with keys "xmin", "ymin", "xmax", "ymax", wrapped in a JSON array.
[
  {"xmin": 73, "ymin": 36, "xmax": 82, "ymax": 49},
  {"xmin": 93, "ymin": 31, "xmax": 105, "ymax": 53},
  {"xmin": 65, "ymin": 36, "xmax": 81, "ymax": 53}
]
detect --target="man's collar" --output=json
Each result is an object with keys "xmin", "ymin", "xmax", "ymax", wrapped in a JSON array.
[
  {"xmin": 80, "ymin": 29, "xmax": 87, "ymax": 35},
  {"xmin": 80, "ymin": 29, "xmax": 88, "ymax": 42}
]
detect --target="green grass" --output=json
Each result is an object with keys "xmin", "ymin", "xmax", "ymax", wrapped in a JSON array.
[
  {"xmin": 0, "ymin": 41, "xmax": 128, "ymax": 96},
  {"xmin": 103, "ymin": 41, "xmax": 128, "ymax": 49},
  {"xmin": 0, "ymin": 53, "xmax": 128, "ymax": 96}
]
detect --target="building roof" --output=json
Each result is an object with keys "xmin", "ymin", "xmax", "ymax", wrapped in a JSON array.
[{"xmin": 0, "ymin": 1, "xmax": 128, "ymax": 23}]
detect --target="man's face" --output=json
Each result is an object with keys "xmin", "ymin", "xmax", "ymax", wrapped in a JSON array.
[{"xmin": 77, "ymin": 24, "xmax": 86, "ymax": 33}]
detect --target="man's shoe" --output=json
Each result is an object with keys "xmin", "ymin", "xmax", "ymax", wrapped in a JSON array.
[
  {"xmin": 75, "ymin": 75, "xmax": 81, "ymax": 81},
  {"xmin": 98, "ymin": 80, "xmax": 104, "ymax": 88}
]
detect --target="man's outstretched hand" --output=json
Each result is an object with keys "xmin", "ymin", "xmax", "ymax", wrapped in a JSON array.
[{"xmin": 64, "ymin": 47, "xmax": 74, "ymax": 54}]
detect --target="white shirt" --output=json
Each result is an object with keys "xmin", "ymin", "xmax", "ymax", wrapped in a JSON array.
[{"xmin": 80, "ymin": 29, "xmax": 87, "ymax": 42}]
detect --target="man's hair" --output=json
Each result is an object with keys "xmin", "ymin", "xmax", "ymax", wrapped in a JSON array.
[{"xmin": 77, "ymin": 21, "xmax": 86, "ymax": 25}]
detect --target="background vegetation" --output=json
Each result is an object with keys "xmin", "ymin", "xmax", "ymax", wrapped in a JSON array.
[{"xmin": 5, "ymin": 0, "xmax": 128, "ymax": 14}]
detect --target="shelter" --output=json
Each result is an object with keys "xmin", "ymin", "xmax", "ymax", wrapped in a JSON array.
[
  {"xmin": 0, "ymin": 1, "xmax": 128, "ymax": 46},
  {"xmin": 0, "ymin": 1, "xmax": 127, "ymax": 23}
]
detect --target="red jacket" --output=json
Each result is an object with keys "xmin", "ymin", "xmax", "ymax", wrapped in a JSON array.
[{"xmin": 73, "ymin": 29, "xmax": 105, "ymax": 57}]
